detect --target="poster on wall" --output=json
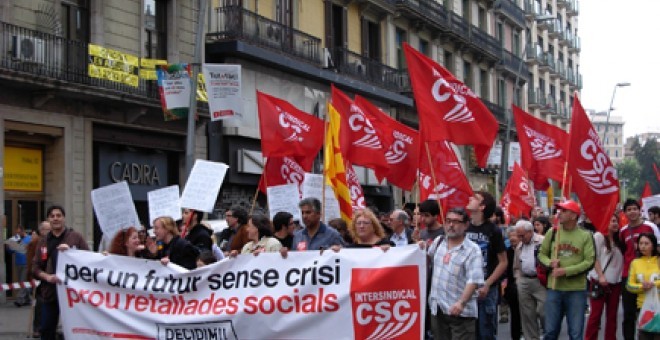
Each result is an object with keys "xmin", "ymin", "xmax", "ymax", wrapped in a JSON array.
[
  {"xmin": 202, "ymin": 64, "xmax": 242, "ymax": 122},
  {"xmin": 156, "ymin": 64, "xmax": 192, "ymax": 121}
]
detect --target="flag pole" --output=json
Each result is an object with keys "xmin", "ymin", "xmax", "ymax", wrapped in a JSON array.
[
  {"xmin": 321, "ymin": 101, "xmax": 329, "ymax": 223},
  {"xmin": 425, "ymin": 142, "xmax": 445, "ymax": 224},
  {"xmin": 249, "ymin": 187, "xmax": 259, "ymax": 215}
]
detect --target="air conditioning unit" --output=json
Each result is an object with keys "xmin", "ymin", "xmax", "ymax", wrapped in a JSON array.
[
  {"xmin": 266, "ymin": 24, "xmax": 281, "ymax": 42},
  {"xmin": 321, "ymin": 48, "xmax": 334, "ymax": 69},
  {"xmin": 12, "ymin": 35, "xmax": 46, "ymax": 64}
]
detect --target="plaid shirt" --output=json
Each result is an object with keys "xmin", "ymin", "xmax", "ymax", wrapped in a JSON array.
[{"xmin": 427, "ymin": 236, "xmax": 484, "ymax": 318}]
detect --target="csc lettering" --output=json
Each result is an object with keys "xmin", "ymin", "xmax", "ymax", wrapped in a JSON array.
[
  {"xmin": 355, "ymin": 300, "xmax": 413, "ymax": 325},
  {"xmin": 348, "ymin": 110, "xmax": 376, "ymax": 134},
  {"xmin": 580, "ymin": 140, "xmax": 617, "ymax": 187},
  {"xmin": 280, "ymin": 164, "xmax": 303, "ymax": 184}
]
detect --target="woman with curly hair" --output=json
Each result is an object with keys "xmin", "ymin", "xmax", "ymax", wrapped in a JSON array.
[
  {"xmin": 108, "ymin": 226, "xmax": 147, "ymax": 257},
  {"xmin": 347, "ymin": 208, "xmax": 394, "ymax": 248}
]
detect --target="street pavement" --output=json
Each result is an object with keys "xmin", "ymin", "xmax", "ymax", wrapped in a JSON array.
[{"xmin": 0, "ymin": 296, "xmax": 625, "ymax": 339}]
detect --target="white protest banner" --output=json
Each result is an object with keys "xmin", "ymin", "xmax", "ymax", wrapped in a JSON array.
[
  {"xmin": 302, "ymin": 173, "xmax": 341, "ymax": 223},
  {"xmin": 148, "ymin": 185, "xmax": 181, "ymax": 224},
  {"xmin": 202, "ymin": 64, "xmax": 243, "ymax": 121},
  {"xmin": 57, "ymin": 247, "xmax": 425, "ymax": 340},
  {"xmin": 91, "ymin": 181, "xmax": 141, "ymax": 234},
  {"xmin": 266, "ymin": 183, "xmax": 301, "ymax": 221},
  {"xmin": 642, "ymin": 194, "xmax": 660, "ymax": 218},
  {"xmin": 180, "ymin": 160, "xmax": 229, "ymax": 213}
]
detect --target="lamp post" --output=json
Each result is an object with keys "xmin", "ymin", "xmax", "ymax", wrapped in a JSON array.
[
  {"xmin": 602, "ymin": 82, "xmax": 630, "ymax": 142},
  {"xmin": 500, "ymin": 14, "xmax": 555, "ymax": 191}
]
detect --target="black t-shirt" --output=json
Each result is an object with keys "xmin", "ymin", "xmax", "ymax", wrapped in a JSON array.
[
  {"xmin": 466, "ymin": 220, "xmax": 506, "ymax": 281},
  {"xmin": 275, "ymin": 234, "xmax": 293, "ymax": 249}
]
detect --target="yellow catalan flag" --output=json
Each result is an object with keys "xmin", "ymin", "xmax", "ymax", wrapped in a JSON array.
[{"xmin": 325, "ymin": 103, "xmax": 353, "ymax": 222}]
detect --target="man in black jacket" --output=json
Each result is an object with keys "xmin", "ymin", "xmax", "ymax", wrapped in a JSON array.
[{"xmin": 182, "ymin": 208, "xmax": 213, "ymax": 253}]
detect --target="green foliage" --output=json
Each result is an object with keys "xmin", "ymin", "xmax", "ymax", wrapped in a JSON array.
[
  {"xmin": 616, "ymin": 158, "xmax": 641, "ymax": 200},
  {"xmin": 631, "ymin": 138, "xmax": 660, "ymax": 197}
]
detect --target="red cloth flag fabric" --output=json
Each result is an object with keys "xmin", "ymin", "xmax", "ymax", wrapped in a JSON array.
[
  {"xmin": 500, "ymin": 163, "xmax": 536, "ymax": 218},
  {"xmin": 325, "ymin": 104, "xmax": 353, "ymax": 222},
  {"xmin": 403, "ymin": 43, "xmax": 497, "ymax": 167},
  {"xmin": 354, "ymin": 95, "xmax": 419, "ymax": 190},
  {"xmin": 418, "ymin": 141, "xmax": 474, "ymax": 213},
  {"xmin": 654, "ymin": 163, "xmax": 660, "ymax": 184},
  {"xmin": 513, "ymin": 105, "xmax": 568, "ymax": 190},
  {"xmin": 640, "ymin": 181, "xmax": 653, "ymax": 206},
  {"xmin": 345, "ymin": 161, "xmax": 366, "ymax": 210},
  {"xmin": 330, "ymin": 86, "xmax": 389, "ymax": 175},
  {"xmin": 567, "ymin": 96, "xmax": 620, "ymax": 234},
  {"xmin": 258, "ymin": 156, "xmax": 310, "ymax": 195},
  {"xmin": 257, "ymin": 91, "xmax": 324, "ymax": 158}
]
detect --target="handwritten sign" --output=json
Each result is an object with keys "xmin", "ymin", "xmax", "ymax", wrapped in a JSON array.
[
  {"xmin": 148, "ymin": 185, "xmax": 181, "ymax": 224},
  {"xmin": 91, "ymin": 181, "xmax": 141, "ymax": 234},
  {"xmin": 267, "ymin": 184, "xmax": 301, "ymax": 221},
  {"xmin": 301, "ymin": 174, "xmax": 341, "ymax": 224},
  {"xmin": 180, "ymin": 160, "xmax": 229, "ymax": 213}
]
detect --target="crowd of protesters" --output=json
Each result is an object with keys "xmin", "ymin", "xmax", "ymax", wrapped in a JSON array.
[{"xmin": 8, "ymin": 194, "xmax": 660, "ymax": 340}]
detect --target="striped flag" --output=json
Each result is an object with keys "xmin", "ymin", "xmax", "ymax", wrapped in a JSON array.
[{"xmin": 325, "ymin": 103, "xmax": 353, "ymax": 222}]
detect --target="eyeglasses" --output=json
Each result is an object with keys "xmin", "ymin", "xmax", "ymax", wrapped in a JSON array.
[{"xmin": 355, "ymin": 220, "xmax": 373, "ymax": 226}]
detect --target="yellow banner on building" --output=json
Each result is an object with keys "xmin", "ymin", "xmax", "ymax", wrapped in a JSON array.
[
  {"xmin": 3, "ymin": 146, "xmax": 43, "ymax": 192},
  {"xmin": 88, "ymin": 44, "xmax": 140, "ymax": 87},
  {"xmin": 197, "ymin": 73, "xmax": 208, "ymax": 102},
  {"xmin": 139, "ymin": 58, "xmax": 168, "ymax": 80}
]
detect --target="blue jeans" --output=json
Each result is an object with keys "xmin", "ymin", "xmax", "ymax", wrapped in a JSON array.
[
  {"xmin": 477, "ymin": 284, "xmax": 499, "ymax": 340},
  {"xmin": 544, "ymin": 289, "xmax": 587, "ymax": 340}
]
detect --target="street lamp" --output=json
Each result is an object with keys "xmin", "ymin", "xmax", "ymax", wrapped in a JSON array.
[
  {"xmin": 500, "ymin": 14, "xmax": 555, "ymax": 190},
  {"xmin": 602, "ymin": 82, "xmax": 631, "ymax": 142}
]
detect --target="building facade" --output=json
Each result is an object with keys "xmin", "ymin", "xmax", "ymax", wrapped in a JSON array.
[{"xmin": 587, "ymin": 110, "xmax": 625, "ymax": 164}]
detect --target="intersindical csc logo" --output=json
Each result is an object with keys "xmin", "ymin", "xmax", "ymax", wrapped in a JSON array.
[{"xmin": 350, "ymin": 266, "xmax": 421, "ymax": 340}]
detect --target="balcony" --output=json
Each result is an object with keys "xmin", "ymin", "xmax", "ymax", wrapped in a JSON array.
[
  {"xmin": 207, "ymin": 6, "xmax": 411, "ymax": 100},
  {"xmin": 558, "ymin": 30, "xmax": 569, "ymax": 46},
  {"xmin": 577, "ymin": 73, "xmax": 583, "ymax": 89},
  {"xmin": 556, "ymin": 0, "xmax": 569, "ymax": 9},
  {"xmin": 557, "ymin": 61, "xmax": 568, "ymax": 83},
  {"xmin": 494, "ymin": 0, "xmax": 526, "ymax": 29},
  {"xmin": 483, "ymin": 100, "xmax": 506, "ymax": 126},
  {"xmin": 528, "ymin": 88, "xmax": 542, "ymax": 108},
  {"xmin": 497, "ymin": 49, "xmax": 529, "ymax": 82},
  {"xmin": 566, "ymin": 0, "xmax": 579, "ymax": 16},
  {"xmin": 469, "ymin": 25, "xmax": 501, "ymax": 61},
  {"xmin": 567, "ymin": 70, "xmax": 576, "ymax": 84},
  {"xmin": 541, "ymin": 96, "xmax": 557, "ymax": 114},
  {"xmin": 538, "ymin": 52, "xmax": 554, "ymax": 72},
  {"xmin": 523, "ymin": 0, "xmax": 543, "ymax": 19},
  {"xmin": 0, "ymin": 21, "xmax": 160, "ymax": 106},
  {"xmin": 568, "ymin": 35, "xmax": 581, "ymax": 52},
  {"xmin": 447, "ymin": 12, "xmax": 471, "ymax": 43},
  {"xmin": 395, "ymin": 0, "xmax": 449, "ymax": 32},
  {"xmin": 525, "ymin": 45, "xmax": 544, "ymax": 65},
  {"xmin": 549, "ymin": 58, "xmax": 560, "ymax": 79},
  {"xmin": 547, "ymin": 20, "xmax": 562, "ymax": 39}
]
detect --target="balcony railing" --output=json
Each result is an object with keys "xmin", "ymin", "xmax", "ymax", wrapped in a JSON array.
[
  {"xmin": 525, "ymin": 45, "xmax": 544, "ymax": 64},
  {"xmin": 448, "ymin": 12, "xmax": 470, "ymax": 43},
  {"xmin": 547, "ymin": 20, "xmax": 562, "ymax": 38},
  {"xmin": 576, "ymin": 73, "xmax": 583, "ymax": 89},
  {"xmin": 541, "ymin": 96, "xmax": 557, "ymax": 114},
  {"xmin": 209, "ymin": 6, "xmax": 321, "ymax": 65},
  {"xmin": 469, "ymin": 24, "xmax": 501, "ymax": 60},
  {"xmin": 330, "ymin": 47, "xmax": 409, "ymax": 93},
  {"xmin": 528, "ymin": 88, "xmax": 542, "ymax": 107},
  {"xmin": 0, "ymin": 21, "xmax": 159, "ymax": 100},
  {"xmin": 566, "ymin": 0, "xmax": 579, "ymax": 16},
  {"xmin": 498, "ymin": 49, "xmax": 529, "ymax": 80},
  {"xmin": 483, "ymin": 100, "xmax": 506, "ymax": 124},
  {"xmin": 524, "ymin": 0, "xmax": 543, "ymax": 19},
  {"xmin": 395, "ymin": 0, "xmax": 449, "ymax": 32},
  {"xmin": 568, "ymin": 35, "xmax": 581, "ymax": 52},
  {"xmin": 494, "ymin": 0, "xmax": 526, "ymax": 29}
]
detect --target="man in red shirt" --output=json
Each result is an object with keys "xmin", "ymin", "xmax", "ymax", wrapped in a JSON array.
[{"xmin": 619, "ymin": 199, "xmax": 660, "ymax": 340}]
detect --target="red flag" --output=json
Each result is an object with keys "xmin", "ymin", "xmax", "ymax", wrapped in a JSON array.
[
  {"xmin": 654, "ymin": 163, "xmax": 660, "ymax": 184},
  {"xmin": 346, "ymin": 161, "xmax": 366, "ymax": 211},
  {"xmin": 330, "ymin": 86, "xmax": 389, "ymax": 174},
  {"xmin": 403, "ymin": 43, "xmax": 497, "ymax": 167},
  {"xmin": 640, "ymin": 181, "xmax": 653, "ymax": 207},
  {"xmin": 513, "ymin": 105, "xmax": 568, "ymax": 190},
  {"xmin": 354, "ymin": 95, "xmax": 420, "ymax": 190},
  {"xmin": 567, "ymin": 96, "xmax": 619, "ymax": 234},
  {"xmin": 500, "ymin": 163, "xmax": 536, "ymax": 218},
  {"xmin": 257, "ymin": 91, "xmax": 324, "ymax": 158},
  {"xmin": 258, "ymin": 156, "xmax": 309, "ymax": 194},
  {"xmin": 418, "ymin": 141, "xmax": 474, "ymax": 213}
]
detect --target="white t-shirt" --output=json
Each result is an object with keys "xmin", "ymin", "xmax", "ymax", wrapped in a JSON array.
[{"xmin": 587, "ymin": 232, "xmax": 624, "ymax": 284}]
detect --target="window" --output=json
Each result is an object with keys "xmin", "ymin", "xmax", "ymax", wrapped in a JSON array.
[
  {"xmin": 514, "ymin": 86, "xmax": 522, "ymax": 106},
  {"xmin": 419, "ymin": 39, "xmax": 429, "ymax": 56},
  {"xmin": 497, "ymin": 22, "xmax": 504, "ymax": 46},
  {"xmin": 512, "ymin": 31, "xmax": 521, "ymax": 56},
  {"xmin": 539, "ymin": 78, "xmax": 546, "ymax": 93},
  {"xmin": 615, "ymin": 137, "xmax": 618, "ymax": 144},
  {"xmin": 478, "ymin": 6, "xmax": 487, "ymax": 30},
  {"xmin": 396, "ymin": 28, "xmax": 407, "ymax": 69},
  {"xmin": 276, "ymin": 0, "xmax": 293, "ymax": 26},
  {"xmin": 444, "ymin": 51, "xmax": 454, "ymax": 74},
  {"xmin": 362, "ymin": 20, "xmax": 381, "ymax": 61},
  {"xmin": 463, "ymin": 61, "xmax": 472, "ymax": 89},
  {"xmin": 616, "ymin": 150, "xmax": 619, "ymax": 157},
  {"xmin": 145, "ymin": 0, "xmax": 167, "ymax": 59},
  {"xmin": 480, "ymin": 69, "xmax": 488, "ymax": 99},
  {"xmin": 462, "ymin": 0, "xmax": 470, "ymax": 20},
  {"xmin": 498, "ymin": 78, "xmax": 506, "ymax": 106}
]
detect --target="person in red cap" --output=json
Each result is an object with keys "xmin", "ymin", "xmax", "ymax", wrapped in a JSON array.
[{"xmin": 538, "ymin": 200, "xmax": 596, "ymax": 340}]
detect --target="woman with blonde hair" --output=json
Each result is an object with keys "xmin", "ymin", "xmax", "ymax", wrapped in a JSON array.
[
  {"xmin": 153, "ymin": 216, "xmax": 198, "ymax": 270},
  {"xmin": 347, "ymin": 208, "xmax": 394, "ymax": 248}
]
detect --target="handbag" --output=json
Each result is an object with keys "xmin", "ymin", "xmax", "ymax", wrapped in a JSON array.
[
  {"xmin": 536, "ymin": 228, "xmax": 557, "ymax": 287},
  {"xmin": 638, "ymin": 286, "xmax": 660, "ymax": 333},
  {"xmin": 589, "ymin": 254, "xmax": 613, "ymax": 299}
]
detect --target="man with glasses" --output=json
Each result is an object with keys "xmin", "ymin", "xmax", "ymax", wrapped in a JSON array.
[
  {"xmin": 217, "ymin": 206, "xmax": 250, "ymax": 253},
  {"xmin": 424, "ymin": 207, "xmax": 483, "ymax": 340}
]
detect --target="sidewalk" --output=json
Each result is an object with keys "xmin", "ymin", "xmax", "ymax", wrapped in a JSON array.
[{"xmin": 0, "ymin": 298, "xmax": 34, "ymax": 339}]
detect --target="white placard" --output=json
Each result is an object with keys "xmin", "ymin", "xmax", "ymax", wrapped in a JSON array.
[
  {"xmin": 91, "ymin": 181, "xmax": 141, "ymax": 234},
  {"xmin": 266, "ymin": 184, "xmax": 301, "ymax": 221},
  {"xmin": 642, "ymin": 194, "xmax": 660, "ymax": 219},
  {"xmin": 202, "ymin": 64, "xmax": 243, "ymax": 121},
  {"xmin": 159, "ymin": 66, "xmax": 191, "ymax": 110},
  {"xmin": 148, "ymin": 185, "xmax": 181, "ymax": 225},
  {"xmin": 508, "ymin": 142, "xmax": 521, "ymax": 171},
  {"xmin": 180, "ymin": 160, "xmax": 229, "ymax": 213},
  {"xmin": 301, "ymin": 173, "xmax": 341, "ymax": 224},
  {"xmin": 487, "ymin": 142, "xmax": 502, "ymax": 167}
]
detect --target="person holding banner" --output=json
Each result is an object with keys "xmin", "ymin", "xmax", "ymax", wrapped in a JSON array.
[
  {"xmin": 272, "ymin": 212, "xmax": 295, "ymax": 249},
  {"xmin": 217, "ymin": 206, "xmax": 251, "ymax": 253},
  {"xmin": 32, "ymin": 205, "xmax": 89, "ymax": 340},
  {"xmin": 153, "ymin": 216, "xmax": 199, "ymax": 270},
  {"xmin": 347, "ymin": 208, "xmax": 394, "ymax": 248},
  {"xmin": 423, "ymin": 207, "xmax": 484, "ymax": 340},
  {"xmin": 240, "ymin": 214, "xmax": 282, "ymax": 255},
  {"xmin": 108, "ymin": 226, "xmax": 149, "ymax": 258},
  {"xmin": 291, "ymin": 198, "xmax": 344, "ymax": 251}
]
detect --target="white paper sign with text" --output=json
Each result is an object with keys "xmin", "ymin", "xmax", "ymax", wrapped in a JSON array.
[
  {"xmin": 267, "ymin": 183, "xmax": 301, "ymax": 221},
  {"xmin": 180, "ymin": 160, "xmax": 229, "ymax": 212},
  {"xmin": 91, "ymin": 181, "xmax": 141, "ymax": 234},
  {"xmin": 148, "ymin": 185, "xmax": 181, "ymax": 224}
]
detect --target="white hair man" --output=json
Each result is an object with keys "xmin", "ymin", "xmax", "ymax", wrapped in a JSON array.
[{"xmin": 513, "ymin": 219, "xmax": 546, "ymax": 340}]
